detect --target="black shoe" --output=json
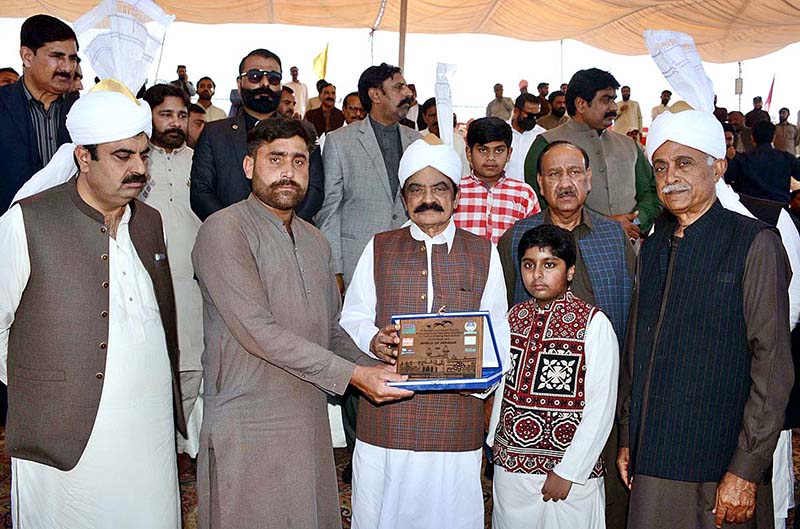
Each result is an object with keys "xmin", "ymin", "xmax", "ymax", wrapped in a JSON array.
[{"xmin": 342, "ymin": 460, "xmax": 353, "ymax": 484}]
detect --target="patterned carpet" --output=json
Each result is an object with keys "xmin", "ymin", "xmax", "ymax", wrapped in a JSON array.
[{"xmin": 0, "ymin": 428, "xmax": 797, "ymax": 528}]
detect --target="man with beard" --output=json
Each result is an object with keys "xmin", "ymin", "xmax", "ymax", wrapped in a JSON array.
[
  {"xmin": 774, "ymin": 107, "xmax": 799, "ymax": 155},
  {"xmin": 141, "ymin": 83, "xmax": 205, "ymax": 468},
  {"xmin": 192, "ymin": 117, "xmax": 411, "ymax": 529},
  {"xmin": 190, "ymin": 48, "xmax": 324, "ymax": 223},
  {"xmin": 305, "ymin": 82, "xmax": 345, "ymax": 136},
  {"xmin": 535, "ymin": 82, "xmax": 551, "ymax": 117},
  {"xmin": 420, "ymin": 97, "xmax": 469, "ymax": 177},
  {"xmin": 277, "ymin": 86, "xmax": 298, "ymax": 119},
  {"xmin": 317, "ymin": 62, "xmax": 421, "ymax": 294},
  {"xmin": 195, "ymin": 76, "xmax": 227, "ymax": 122},
  {"xmin": 650, "ymin": 89, "xmax": 671, "ymax": 122},
  {"xmin": 0, "ymin": 14, "xmax": 79, "ymax": 211},
  {"xmin": 537, "ymin": 90, "xmax": 569, "ymax": 130},
  {"xmin": 745, "ymin": 96, "xmax": 771, "ymax": 128},
  {"xmin": 506, "ymin": 93, "xmax": 546, "ymax": 182},
  {"xmin": 614, "ymin": 85, "xmax": 642, "ymax": 136},
  {"xmin": 171, "ymin": 64, "xmax": 195, "ymax": 98},
  {"xmin": 524, "ymin": 68, "xmax": 661, "ymax": 243},
  {"xmin": 187, "ymin": 104, "xmax": 206, "ymax": 149},
  {"xmin": 340, "ymin": 138, "xmax": 510, "ymax": 529}
]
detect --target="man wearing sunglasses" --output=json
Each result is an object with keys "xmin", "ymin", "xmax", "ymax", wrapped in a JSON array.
[{"xmin": 190, "ymin": 48, "xmax": 324, "ymax": 223}]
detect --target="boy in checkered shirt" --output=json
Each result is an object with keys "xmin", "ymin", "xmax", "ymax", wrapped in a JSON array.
[
  {"xmin": 453, "ymin": 117, "xmax": 540, "ymax": 244},
  {"xmin": 488, "ymin": 224, "xmax": 619, "ymax": 529}
]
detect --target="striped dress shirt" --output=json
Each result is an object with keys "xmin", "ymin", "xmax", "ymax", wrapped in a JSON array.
[{"xmin": 21, "ymin": 79, "xmax": 63, "ymax": 166}]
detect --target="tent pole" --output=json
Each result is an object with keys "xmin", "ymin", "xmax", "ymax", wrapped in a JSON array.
[
  {"xmin": 399, "ymin": 0, "xmax": 408, "ymax": 69},
  {"xmin": 560, "ymin": 40, "xmax": 564, "ymax": 83}
]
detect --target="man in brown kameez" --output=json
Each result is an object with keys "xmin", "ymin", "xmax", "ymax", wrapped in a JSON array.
[{"xmin": 192, "ymin": 118, "xmax": 412, "ymax": 529}]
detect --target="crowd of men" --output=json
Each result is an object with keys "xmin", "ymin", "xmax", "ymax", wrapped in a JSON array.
[{"xmin": 1, "ymin": 11, "xmax": 800, "ymax": 529}]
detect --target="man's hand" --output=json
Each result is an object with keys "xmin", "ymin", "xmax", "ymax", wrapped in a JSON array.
[
  {"xmin": 350, "ymin": 364, "xmax": 414, "ymax": 404},
  {"xmin": 370, "ymin": 324, "xmax": 401, "ymax": 364},
  {"xmin": 541, "ymin": 471, "xmax": 572, "ymax": 502},
  {"xmin": 616, "ymin": 447, "xmax": 632, "ymax": 490},
  {"xmin": 713, "ymin": 472, "xmax": 757, "ymax": 528},
  {"xmin": 609, "ymin": 211, "xmax": 641, "ymax": 240},
  {"xmin": 335, "ymin": 273, "xmax": 345, "ymax": 297},
  {"xmin": 726, "ymin": 145, "xmax": 737, "ymax": 160}
]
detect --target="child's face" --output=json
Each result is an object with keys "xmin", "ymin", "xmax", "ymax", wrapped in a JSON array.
[{"xmin": 521, "ymin": 245, "xmax": 575, "ymax": 304}]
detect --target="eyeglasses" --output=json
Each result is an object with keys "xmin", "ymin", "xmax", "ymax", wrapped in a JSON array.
[{"xmin": 239, "ymin": 69, "xmax": 282, "ymax": 85}]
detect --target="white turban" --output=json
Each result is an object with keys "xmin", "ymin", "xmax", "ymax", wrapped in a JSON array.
[
  {"xmin": 645, "ymin": 107, "xmax": 726, "ymax": 163},
  {"xmin": 643, "ymin": 30, "xmax": 725, "ymax": 164},
  {"xmin": 398, "ymin": 139, "xmax": 462, "ymax": 188}
]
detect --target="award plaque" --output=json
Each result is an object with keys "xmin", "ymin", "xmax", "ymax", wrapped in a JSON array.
[{"xmin": 396, "ymin": 314, "xmax": 484, "ymax": 379}]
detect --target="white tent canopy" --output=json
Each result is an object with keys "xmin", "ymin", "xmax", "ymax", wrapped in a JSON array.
[{"xmin": 3, "ymin": 0, "xmax": 800, "ymax": 63}]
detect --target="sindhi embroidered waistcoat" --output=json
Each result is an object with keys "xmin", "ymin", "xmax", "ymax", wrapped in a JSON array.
[{"xmin": 493, "ymin": 291, "xmax": 604, "ymax": 477}]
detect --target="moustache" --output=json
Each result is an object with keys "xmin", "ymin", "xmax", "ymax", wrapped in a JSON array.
[
  {"xmin": 164, "ymin": 127, "xmax": 186, "ymax": 137},
  {"xmin": 122, "ymin": 173, "xmax": 147, "ymax": 185},
  {"xmin": 269, "ymin": 178, "xmax": 301, "ymax": 191},
  {"xmin": 54, "ymin": 71, "xmax": 72, "ymax": 80},
  {"xmin": 398, "ymin": 96, "xmax": 414, "ymax": 108},
  {"xmin": 556, "ymin": 187, "xmax": 577, "ymax": 198},
  {"xmin": 662, "ymin": 183, "xmax": 691, "ymax": 194},
  {"xmin": 604, "ymin": 111, "xmax": 617, "ymax": 119},
  {"xmin": 413, "ymin": 202, "xmax": 445, "ymax": 213}
]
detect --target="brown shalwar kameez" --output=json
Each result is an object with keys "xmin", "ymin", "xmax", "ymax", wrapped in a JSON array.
[{"xmin": 192, "ymin": 195, "xmax": 375, "ymax": 529}]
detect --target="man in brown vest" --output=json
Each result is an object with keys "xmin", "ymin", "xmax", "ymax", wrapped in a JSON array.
[
  {"xmin": 0, "ymin": 76, "xmax": 186, "ymax": 528},
  {"xmin": 340, "ymin": 137, "xmax": 511, "ymax": 529}
]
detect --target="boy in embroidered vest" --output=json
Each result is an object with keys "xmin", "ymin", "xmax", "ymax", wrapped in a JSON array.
[{"xmin": 489, "ymin": 224, "xmax": 619, "ymax": 529}]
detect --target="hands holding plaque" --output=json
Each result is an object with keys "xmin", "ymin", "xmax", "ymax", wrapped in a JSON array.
[{"xmin": 370, "ymin": 323, "xmax": 402, "ymax": 364}]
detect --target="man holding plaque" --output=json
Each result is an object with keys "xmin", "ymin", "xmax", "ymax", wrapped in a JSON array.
[{"xmin": 340, "ymin": 137, "xmax": 510, "ymax": 529}]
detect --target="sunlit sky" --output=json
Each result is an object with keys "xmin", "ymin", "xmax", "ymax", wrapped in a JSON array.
[{"xmin": 2, "ymin": 17, "xmax": 798, "ymax": 124}]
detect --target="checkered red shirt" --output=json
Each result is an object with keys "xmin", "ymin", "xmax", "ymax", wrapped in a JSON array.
[{"xmin": 454, "ymin": 173, "xmax": 540, "ymax": 243}]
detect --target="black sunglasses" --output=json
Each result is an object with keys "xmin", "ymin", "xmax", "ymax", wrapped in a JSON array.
[{"xmin": 239, "ymin": 69, "xmax": 282, "ymax": 86}]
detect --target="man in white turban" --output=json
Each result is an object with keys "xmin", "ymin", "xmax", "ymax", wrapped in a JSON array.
[
  {"xmin": 616, "ymin": 30, "xmax": 794, "ymax": 529},
  {"xmin": 0, "ymin": 2, "xmax": 185, "ymax": 528},
  {"xmin": 340, "ymin": 137, "xmax": 510, "ymax": 529}
]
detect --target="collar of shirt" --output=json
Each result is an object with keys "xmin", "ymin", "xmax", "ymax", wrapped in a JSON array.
[
  {"xmin": 243, "ymin": 111, "xmax": 260, "ymax": 131},
  {"xmin": 369, "ymin": 115, "xmax": 399, "ymax": 136},
  {"xmin": 245, "ymin": 193, "xmax": 296, "ymax": 234},
  {"xmin": 463, "ymin": 171, "xmax": 509, "ymax": 190},
  {"xmin": 21, "ymin": 76, "xmax": 63, "ymax": 110},
  {"xmin": 148, "ymin": 141, "xmax": 189, "ymax": 156},
  {"xmin": 543, "ymin": 206, "xmax": 594, "ymax": 231},
  {"xmin": 402, "ymin": 217, "xmax": 456, "ymax": 253}
]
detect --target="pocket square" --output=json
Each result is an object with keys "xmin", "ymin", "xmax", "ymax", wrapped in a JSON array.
[{"xmin": 154, "ymin": 253, "xmax": 167, "ymax": 262}]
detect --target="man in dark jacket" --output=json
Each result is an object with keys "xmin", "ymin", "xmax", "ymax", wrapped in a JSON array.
[{"xmin": 190, "ymin": 48, "xmax": 324, "ymax": 223}]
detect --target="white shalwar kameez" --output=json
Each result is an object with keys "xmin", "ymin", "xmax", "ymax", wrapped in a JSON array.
[
  {"xmin": 0, "ymin": 205, "xmax": 180, "ymax": 529},
  {"xmin": 487, "ymin": 313, "xmax": 619, "ymax": 529},
  {"xmin": 340, "ymin": 219, "xmax": 511, "ymax": 529}
]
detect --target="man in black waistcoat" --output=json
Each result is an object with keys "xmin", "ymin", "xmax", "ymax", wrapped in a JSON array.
[{"xmin": 617, "ymin": 104, "xmax": 793, "ymax": 529}]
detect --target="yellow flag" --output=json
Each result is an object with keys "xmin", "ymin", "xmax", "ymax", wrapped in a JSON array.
[{"xmin": 313, "ymin": 44, "xmax": 329, "ymax": 80}]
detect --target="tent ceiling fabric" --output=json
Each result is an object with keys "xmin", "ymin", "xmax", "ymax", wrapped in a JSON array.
[{"xmin": 3, "ymin": 0, "xmax": 800, "ymax": 62}]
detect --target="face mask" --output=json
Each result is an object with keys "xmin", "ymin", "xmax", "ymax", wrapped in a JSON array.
[
  {"xmin": 518, "ymin": 114, "xmax": 537, "ymax": 131},
  {"xmin": 241, "ymin": 86, "xmax": 281, "ymax": 115}
]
